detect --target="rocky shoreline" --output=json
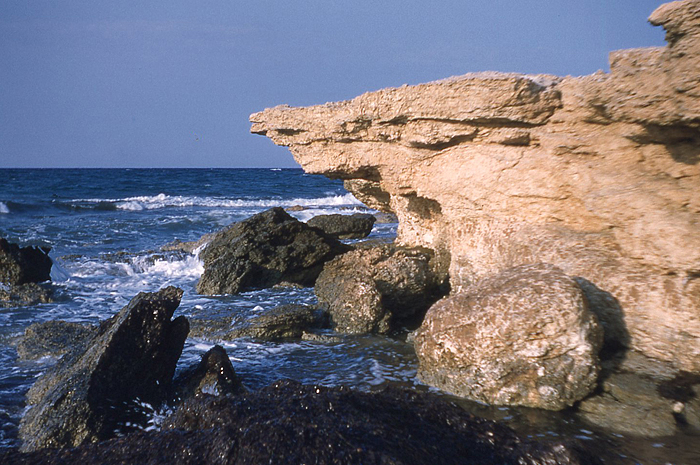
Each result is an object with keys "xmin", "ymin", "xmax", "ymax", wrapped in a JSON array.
[{"xmin": 2, "ymin": 1, "xmax": 700, "ymax": 462}]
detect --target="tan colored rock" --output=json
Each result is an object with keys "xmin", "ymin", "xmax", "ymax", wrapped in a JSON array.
[
  {"xmin": 251, "ymin": 1, "xmax": 700, "ymax": 371},
  {"xmin": 414, "ymin": 264, "xmax": 602, "ymax": 410}
]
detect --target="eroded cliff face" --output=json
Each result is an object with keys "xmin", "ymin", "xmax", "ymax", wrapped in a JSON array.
[{"xmin": 251, "ymin": 1, "xmax": 700, "ymax": 371}]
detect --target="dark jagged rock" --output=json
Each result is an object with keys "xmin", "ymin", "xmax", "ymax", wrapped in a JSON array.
[
  {"xmin": 18, "ymin": 287, "xmax": 189, "ymax": 452},
  {"xmin": 315, "ymin": 244, "xmax": 447, "ymax": 334},
  {"xmin": 0, "ymin": 238, "xmax": 52, "ymax": 285},
  {"xmin": 0, "ymin": 283, "xmax": 55, "ymax": 307},
  {"xmin": 170, "ymin": 345, "xmax": 246, "ymax": 403},
  {"xmin": 196, "ymin": 207, "xmax": 350, "ymax": 295},
  {"xmin": 16, "ymin": 320, "xmax": 97, "ymax": 361},
  {"xmin": 189, "ymin": 304, "xmax": 328, "ymax": 342},
  {"xmin": 3, "ymin": 380, "xmax": 599, "ymax": 465},
  {"xmin": 307, "ymin": 213, "xmax": 376, "ymax": 239}
]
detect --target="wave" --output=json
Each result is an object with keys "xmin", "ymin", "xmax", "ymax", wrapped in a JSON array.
[
  {"xmin": 0, "ymin": 202, "xmax": 8, "ymax": 214},
  {"xmin": 72, "ymin": 193, "xmax": 363, "ymax": 212}
]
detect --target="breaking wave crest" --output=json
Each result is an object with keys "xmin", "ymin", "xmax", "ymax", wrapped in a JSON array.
[{"xmin": 72, "ymin": 193, "xmax": 362, "ymax": 212}]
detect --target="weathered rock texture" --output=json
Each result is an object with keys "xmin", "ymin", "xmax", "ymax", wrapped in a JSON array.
[
  {"xmin": 19, "ymin": 287, "xmax": 189, "ymax": 452},
  {"xmin": 197, "ymin": 207, "xmax": 349, "ymax": 295},
  {"xmin": 315, "ymin": 245, "xmax": 447, "ymax": 334},
  {"xmin": 251, "ymin": 1, "xmax": 700, "ymax": 372},
  {"xmin": 0, "ymin": 238, "xmax": 52, "ymax": 285},
  {"xmin": 0, "ymin": 380, "xmax": 601, "ymax": 465},
  {"xmin": 307, "ymin": 213, "xmax": 376, "ymax": 239},
  {"xmin": 415, "ymin": 264, "xmax": 603, "ymax": 410}
]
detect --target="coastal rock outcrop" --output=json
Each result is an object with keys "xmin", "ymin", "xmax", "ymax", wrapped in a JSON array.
[
  {"xmin": 18, "ymin": 287, "xmax": 188, "ymax": 452},
  {"xmin": 196, "ymin": 207, "xmax": 350, "ymax": 295},
  {"xmin": 251, "ymin": 1, "xmax": 700, "ymax": 372},
  {"xmin": 315, "ymin": 245, "xmax": 447, "ymax": 334},
  {"xmin": 307, "ymin": 213, "xmax": 376, "ymax": 239},
  {"xmin": 2, "ymin": 380, "xmax": 600, "ymax": 465},
  {"xmin": 414, "ymin": 264, "xmax": 603, "ymax": 410},
  {"xmin": 0, "ymin": 238, "xmax": 52, "ymax": 285}
]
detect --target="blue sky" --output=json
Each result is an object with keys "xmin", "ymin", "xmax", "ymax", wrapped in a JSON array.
[{"xmin": 1, "ymin": 1, "xmax": 666, "ymax": 168}]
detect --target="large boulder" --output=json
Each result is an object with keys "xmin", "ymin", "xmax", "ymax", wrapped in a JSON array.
[
  {"xmin": 415, "ymin": 264, "xmax": 603, "ymax": 410},
  {"xmin": 0, "ymin": 238, "xmax": 52, "ymax": 285},
  {"xmin": 3, "ymin": 380, "xmax": 600, "ymax": 464},
  {"xmin": 196, "ymin": 208, "xmax": 350, "ymax": 295},
  {"xmin": 18, "ymin": 287, "xmax": 189, "ymax": 452},
  {"xmin": 307, "ymin": 213, "xmax": 376, "ymax": 239},
  {"xmin": 315, "ymin": 245, "xmax": 447, "ymax": 334},
  {"xmin": 251, "ymin": 1, "xmax": 700, "ymax": 372},
  {"xmin": 189, "ymin": 304, "xmax": 327, "ymax": 341}
]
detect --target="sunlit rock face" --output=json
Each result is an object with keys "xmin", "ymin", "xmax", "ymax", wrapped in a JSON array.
[{"xmin": 252, "ymin": 1, "xmax": 700, "ymax": 372}]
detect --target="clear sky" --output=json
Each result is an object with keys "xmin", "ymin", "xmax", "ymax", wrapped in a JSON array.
[{"xmin": 1, "ymin": 1, "xmax": 667, "ymax": 168}]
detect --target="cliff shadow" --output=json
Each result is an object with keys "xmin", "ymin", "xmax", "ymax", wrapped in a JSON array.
[{"xmin": 574, "ymin": 277, "xmax": 631, "ymax": 379}]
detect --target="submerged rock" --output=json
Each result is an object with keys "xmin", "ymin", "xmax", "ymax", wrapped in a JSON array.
[
  {"xmin": 196, "ymin": 207, "xmax": 350, "ymax": 295},
  {"xmin": 3, "ymin": 380, "xmax": 600, "ymax": 464},
  {"xmin": 307, "ymin": 213, "xmax": 376, "ymax": 239},
  {"xmin": 189, "ymin": 304, "xmax": 327, "ymax": 341},
  {"xmin": 315, "ymin": 245, "xmax": 447, "ymax": 334},
  {"xmin": 0, "ymin": 283, "xmax": 55, "ymax": 307},
  {"xmin": 0, "ymin": 238, "xmax": 52, "ymax": 285},
  {"xmin": 16, "ymin": 320, "xmax": 97, "ymax": 361},
  {"xmin": 170, "ymin": 345, "xmax": 246, "ymax": 402},
  {"xmin": 18, "ymin": 287, "xmax": 189, "ymax": 452},
  {"xmin": 415, "ymin": 264, "xmax": 603, "ymax": 410}
]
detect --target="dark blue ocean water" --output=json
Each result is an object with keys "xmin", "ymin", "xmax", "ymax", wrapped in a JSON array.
[
  {"xmin": 0, "ymin": 168, "xmax": 409, "ymax": 449},
  {"xmin": 0, "ymin": 169, "xmax": 695, "ymax": 463}
]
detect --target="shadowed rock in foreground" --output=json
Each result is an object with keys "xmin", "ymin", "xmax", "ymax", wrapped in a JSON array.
[
  {"xmin": 18, "ymin": 287, "xmax": 189, "ymax": 452},
  {"xmin": 4, "ymin": 380, "xmax": 599, "ymax": 465}
]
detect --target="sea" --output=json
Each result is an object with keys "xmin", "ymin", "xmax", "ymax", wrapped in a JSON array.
[{"xmin": 0, "ymin": 168, "xmax": 697, "ymax": 464}]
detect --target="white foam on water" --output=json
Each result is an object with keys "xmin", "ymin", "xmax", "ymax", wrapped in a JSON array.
[
  {"xmin": 0, "ymin": 202, "xmax": 9, "ymax": 214},
  {"xmin": 73, "ymin": 193, "xmax": 363, "ymax": 211}
]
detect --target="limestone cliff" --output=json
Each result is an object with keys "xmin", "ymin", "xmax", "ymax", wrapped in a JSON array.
[{"xmin": 251, "ymin": 1, "xmax": 700, "ymax": 371}]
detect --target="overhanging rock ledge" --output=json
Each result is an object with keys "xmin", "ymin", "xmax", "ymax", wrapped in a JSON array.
[{"xmin": 251, "ymin": 0, "xmax": 700, "ymax": 372}]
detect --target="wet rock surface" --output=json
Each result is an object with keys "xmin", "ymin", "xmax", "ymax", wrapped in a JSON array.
[
  {"xmin": 18, "ymin": 287, "xmax": 189, "ymax": 452},
  {"xmin": 4, "ymin": 380, "xmax": 599, "ymax": 465},
  {"xmin": 189, "ymin": 304, "xmax": 328, "ymax": 341},
  {"xmin": 0, "ymin": 239, "xmax": 52, "ymax": 286},
  {"xmin": 415, "ymin": 263, "xmax": 603, "ymax": 410},
  {"xmin": 577, "ymin": 351, "xmax": 700, "ymax": 437},
  {"xmin": 315, "ymin": 244, "xmax": 447, "ymax": 334},
  {"xmin": 196, "ymin": 207, "xmax": 350, "ymax": 295},
  {"xmin": 15, "ymin": 320, "xmax": 97, "ymax": 361},
  {"xmin": 170, "ymin": 345, "xmax": 246, "ymax": 402},
  {"xmin": 307, "ymin": 213, "xmax": 376, "ymax": 239},
  {"xmin": 0, "ymin": 283, "xmax": 55, "ymax": 307}
]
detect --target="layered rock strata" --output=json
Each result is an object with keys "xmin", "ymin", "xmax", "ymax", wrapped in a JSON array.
[{"xmin": 251, "ymin": 1, "xmax": 700, "ymax": 372}]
